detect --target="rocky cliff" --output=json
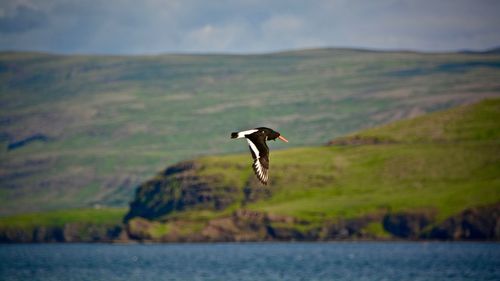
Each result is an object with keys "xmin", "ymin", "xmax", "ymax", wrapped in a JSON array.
[
  {"xmin": 2, "ymin": 100, "xmax": 499, "ymax": 243},
  {"xmin": 122, "ymin": 100, "xmax": 500, "ymax": 242},
  {"xmin": 0, "ymin": 223, "xmax": 123, "ymax": 243},
  {"xmin": 123, "ymin": 158, "xmax": 500, "ymax": 242}
]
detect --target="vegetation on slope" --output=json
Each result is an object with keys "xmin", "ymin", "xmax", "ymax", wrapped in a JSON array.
[
  {"xmin": 0, "ymin": 208, "xmax": 126, "ymax": 242},
  {"xmin": 1, "ymin": 49, "xmax": 500, "ymax": 214},
  {"xmin": 124, "ymin": 99, "xmax": 500, "ymax": 241},
  {"xmin": 0, "ymin": 208, "xmax": 126, "ymax": 228}
]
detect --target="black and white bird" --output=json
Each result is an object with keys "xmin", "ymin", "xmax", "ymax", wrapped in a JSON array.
[{"xmin": 231, "ymin": 127, "xmax": 289, "ymax": 185}]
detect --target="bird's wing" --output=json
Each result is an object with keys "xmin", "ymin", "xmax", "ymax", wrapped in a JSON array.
[{"xmin": 246, "ymin": 132, "xmax": 270, "ymax": 185}]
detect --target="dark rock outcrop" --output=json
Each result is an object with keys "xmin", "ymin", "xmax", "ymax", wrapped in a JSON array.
[
  {"xmin": 124, "ymin": 161, "xmax": 239, "ymax": 222},
  {"xmin": 0, "ymin": 223, "xmax": 122, "ymax": 243},
  {"xmin": 3, "ymin": 204, "xmax": 498, "ymax": 243},
  {"xmin": 426, "ymin": 204, "xmax": 500, "ymax": 240},
  {"xmin": 383, "ymin": 211, "xmax": 435, "ymax": 239},
  {"xmin": 322, "ymin": 214, "xmax": 384, "ymax": 240},
  {"xmin": 126, "ymin": 217, "xmax": 159, "ymax": 241},
  {"xmin": 62, "ymin": 223, "xmax": 122, "ymax": 242},
  {"xmin": 33, "ymin": 226, "xmax": 65, "ymax": 242},
  {"xmin": 125, "ymin": 210, "xmax": 315, "ymax": 242},
  {"xmin": 201, "ymin": 210, "xmax": 271, "ymax": 242},
  {"xmin": 125, "ymin": 210, "xmax": 387, "ymax": 242},
  {"xmin": 123, "ymin": 162, "xmax": 500, "ymax": 242}
]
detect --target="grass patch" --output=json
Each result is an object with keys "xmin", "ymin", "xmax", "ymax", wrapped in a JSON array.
[
  {"xmin": 363, "ymin": 222, "xmax": 391, "ymax": 238},
  {"xmin": 135, "ymin": 100, "xmax": 500, "ymax": 226},
  {"xmin": 0, "ymin": 208, "xmax": 127, "ymax": 229},
  {"xmin": 2, "ymin": 49, "xmax": 500, "ymax": 214}
]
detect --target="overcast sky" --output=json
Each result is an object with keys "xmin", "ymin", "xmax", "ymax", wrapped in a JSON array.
[{"xmin": 1, "ymin": 0, "xmax": 499, "ymax": 55}]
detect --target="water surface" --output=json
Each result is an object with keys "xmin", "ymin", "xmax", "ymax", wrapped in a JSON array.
[{"xmin": 1, "ymin": 242, "xmax": 498, "ymax": 281}]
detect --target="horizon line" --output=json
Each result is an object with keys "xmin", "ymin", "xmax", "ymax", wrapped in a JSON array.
[{"xmin": 1, "ymin": 45, "xmax": 499, "ymax": 57}]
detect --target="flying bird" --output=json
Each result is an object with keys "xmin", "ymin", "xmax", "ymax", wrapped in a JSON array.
[{"xmin": 231, "ymin": 127, "xmax": 289, "ymax": 185}]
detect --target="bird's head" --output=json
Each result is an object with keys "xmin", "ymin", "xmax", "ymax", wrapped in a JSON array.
[{"xmin": 258, "ymin": 127, "xmax": 289, "ymax": 143}]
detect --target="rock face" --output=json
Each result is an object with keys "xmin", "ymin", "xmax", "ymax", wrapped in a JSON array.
[
  {"xmin": 125, "ymin": 210, "xmax": 388, "ymax": 242},
  {"xmin": 383, "ymin": 211, "xmax": 435, "ymax": 239},
  {"xmin": 321, "ymin": 214, "xmax": 385, "ymax": 240},
  {"xmin": 126, "ymin": 209, "xmax": 315, "ymax": 242},
  {"xmin": 202, "ymin": 210, "xmax": 272, "ymax": 242},
  {"xmin": 2, "ymin": 204, "xmax": 498, "ymax": 243},
  {"xmin": 0, "ymin": 223, "xmax": 122, "ymax": 243},
  {"xmin": 5, "ymin": 156, "xmax": 497, "ymax": 243},
  {"xmin": 426, "ymin": 204, "xmax": 500, "ymax": 240},
  {"xmin": 124, "ymin": 161, "xmax": 239, "ymax": 222},
  {"xmin": 123, "ymin": 204, "xmax": 500, "ymax": 243},
  {"xmin": 122, "ymin": 160, "xmax": 500, "ymax": 242},
  {"xmin": 61, "ymin": 223, "xmax": 122, "ymax": 242}
]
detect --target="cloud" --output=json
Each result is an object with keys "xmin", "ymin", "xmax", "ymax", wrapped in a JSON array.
[
  {"xmin": 0, "ymin": 4, "xmax": 47, "ymax": 33},
  {"xmin": 184, "ymin": 24, "xmax": 243, "ymax": 51},
  {"xmin": 0, "ymin": 0, "xmax": 499, "ymax": 54}
]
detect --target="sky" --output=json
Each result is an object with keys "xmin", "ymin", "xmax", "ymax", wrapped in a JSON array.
[{"xmin": 0, "ymin": 0, "xmax": 499, "ymax": 55}]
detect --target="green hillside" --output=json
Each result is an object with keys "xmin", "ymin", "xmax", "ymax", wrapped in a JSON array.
[
  {"xmin": 0, "ymin": 207, "xmax": 126, "ymax": 242},
  {"xmin": 1, "ymin": 49, "xmax": 500, "ymax": 215},
  {"xmin": 124, "ymin": 99, "xmax": 500, "ymax": 241},
  {"xmin": 0, "ymin": 207, "xmax": 126, "ymax": 229}
]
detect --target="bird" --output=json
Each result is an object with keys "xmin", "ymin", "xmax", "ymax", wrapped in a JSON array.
[{"xmin": 231, "ymin": 127, "xmax": 289, "ymax": 185}]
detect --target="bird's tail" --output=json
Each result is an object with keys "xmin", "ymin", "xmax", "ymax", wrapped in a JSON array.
[{"xmin": 231, "ymin": 132, "xmax": 238, "ymax": 139}]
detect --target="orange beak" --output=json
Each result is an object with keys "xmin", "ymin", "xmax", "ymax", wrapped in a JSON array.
[{"xmin": 278, "ymin": 135, "xmax": 289, "ymax": 143}]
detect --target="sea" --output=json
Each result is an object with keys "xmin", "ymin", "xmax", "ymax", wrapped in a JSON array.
[{"xmin": 0, "ymin": 242, "xmax": 498, "ymax": 281}]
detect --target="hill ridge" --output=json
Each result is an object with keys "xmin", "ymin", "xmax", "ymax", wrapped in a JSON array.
[
  {"xmin": 1, "ymin": 100, "xmax": 498, "ymax": 242},
  {"xmin": 121, "ymin": 99, "xmax": 500, "ymax": 242},
  {"xmin": 1, "ymin": 48, "xmax": 500, "ymax": 215}
]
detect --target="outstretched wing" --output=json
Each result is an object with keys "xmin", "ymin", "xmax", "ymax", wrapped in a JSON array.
[{"xmin": 246, "ymin": 132, "xmax": 270, "ymax": 185}]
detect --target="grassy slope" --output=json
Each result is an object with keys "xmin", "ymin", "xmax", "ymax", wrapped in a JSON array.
[
  {"xmin": 1, "ymin": 49, "xmax": 500, "ymax": 214},
  {"xmin": 0, "ymin": 208, "xmax": 126, "ymax": 229},
  {"xmin": 1, "ymin": 100, "xmax": 498, "ymax": 238},
  {"xmin": 175, "ymin": 99, "xmax": 500, "ymax": 228}
]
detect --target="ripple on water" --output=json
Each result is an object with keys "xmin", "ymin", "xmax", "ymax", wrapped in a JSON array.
[{"xmin": 0, "ymin": 242, "xmax": 499, "ymax": 281}]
